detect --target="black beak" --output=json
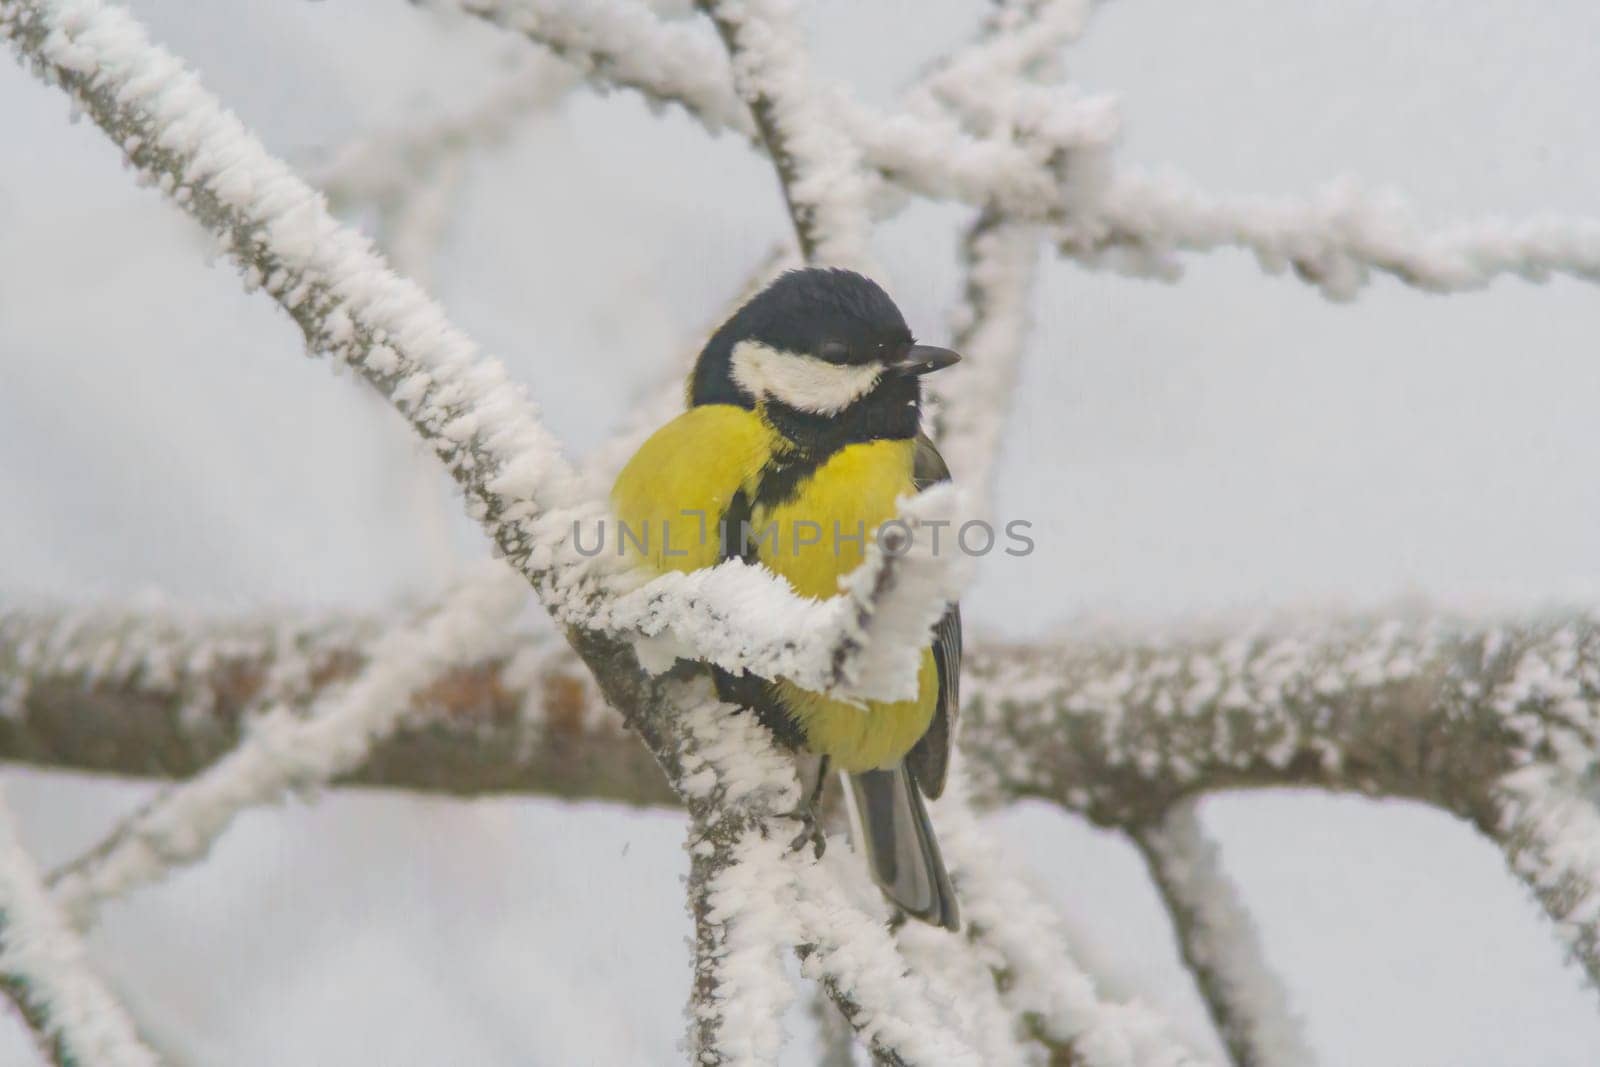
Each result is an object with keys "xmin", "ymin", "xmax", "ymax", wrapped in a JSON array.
[{"xmin": 889, "ymin": 344, "xmax": 962, "ymax": 376}]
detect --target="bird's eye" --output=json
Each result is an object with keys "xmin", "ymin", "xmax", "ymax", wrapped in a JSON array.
[{"xmin": 818, "ymin": 340, "xmax": 851, "ymax": 364}]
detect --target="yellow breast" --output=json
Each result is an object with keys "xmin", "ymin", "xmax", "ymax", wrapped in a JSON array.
[
  {"xmin": 750, "ymin": 437, "xmax": 917, "ymax": 597},
  {"xmin": 611, "ymin": 412, "xmax": 937, "ymax": 771}
]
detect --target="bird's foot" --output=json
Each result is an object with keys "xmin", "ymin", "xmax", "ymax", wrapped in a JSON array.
[{"xmin": 779, "ymin": 807, "xmax": 826, "ymax": 859}]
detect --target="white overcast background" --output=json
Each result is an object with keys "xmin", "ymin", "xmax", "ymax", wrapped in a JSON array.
[{"xmin": 4, "ymin": 1, "xmax": 1600, "ymax": 1063}]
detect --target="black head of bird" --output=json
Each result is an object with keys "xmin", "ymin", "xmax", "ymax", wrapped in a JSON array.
[{"xmin": 690, "ymin": 268, "xmax": 960, "ymax": 448}]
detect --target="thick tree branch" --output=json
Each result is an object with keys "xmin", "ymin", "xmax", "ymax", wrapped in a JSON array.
[
  {"xmin": 15, "ymin": 604, "xmax": 1600, "ymax": 1031},
  {"xmin": 23, "ymin": 610, "xmax": 1600, "ymax": 1037},
  {"xmin": 18, "ymin": 608, "xmax": 1597, "ymax": 812}
]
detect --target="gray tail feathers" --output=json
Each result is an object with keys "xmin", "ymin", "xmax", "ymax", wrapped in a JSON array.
[{"xmin": 843, "ymin": 765, "xmax": 960, "ymax": 931}]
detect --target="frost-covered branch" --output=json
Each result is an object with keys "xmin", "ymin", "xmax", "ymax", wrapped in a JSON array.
[
  {"xmin": 1065, "ymin": 171, "xmax": 1600, "ymax": 300},
  {"xmin": 697, "ymin": 0, "xmax": 875, "ymax": 269},
  {"xmin": 1131, "ymin": 803, "xmax": 1312, "ymax": 1067},
  {"xmin": 0, "ymin": 0, "xmax": 951, "ymax": 706},
  {"xmin": 445, "ymin": 0, "xmax": 1600, "ymax": 300},
  {"xmin": 16, "ymin": 607, "xmax": 1600, "ymax": 808},
  {"xmin": 46, "ymin": 567, "xmax": 528, "ymax": 929},
  {"xmin": 0, "ymin": 787, "xmax": 161, "ymax": 1067},
  {"xmin": 449, "ymin": 0, "xmax": 1069, "ymax": 219}
]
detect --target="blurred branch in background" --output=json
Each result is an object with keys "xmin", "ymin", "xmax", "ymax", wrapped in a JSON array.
[
  {"xmin": 309, "ymin": 52, "xmax": 577, "ymax": 286},
  {"xmin": 454, "ymin": 0, "xmax": 1600, "ymax": 300},
  {"xmin": 7, "ymin": 605, "xmax": 1600, "ymax": 985}
]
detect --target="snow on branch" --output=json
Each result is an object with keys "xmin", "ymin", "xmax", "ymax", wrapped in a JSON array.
[
  {"xmin": 0, "ymin": 0, "xmax": 954, "ymax": 706},
  {"xmin": 452, "ymin": 0, "xmax": 755, "ymax": 138},
  {"xmin": 697, "ymin": 0, "xmax": 875, "ymax": 269},
  {"xmin": 954, "ymin": 0, "xmax": 1094, "ymax": 78},
  {"xmin": 599, "ymin": 484, "xmax": 971, "ymax": 703},
  {"xmin": 450, "ymin": 0, "xmax": 1078, "ymax": 220},
  {"xmin": 1067, "ymin": 170, "xmax": 1600, "ymax": 300},
  {"xmin": 46, "ymin": 566, "xmax": 528, "ymax": 929},
  {"xmin": 1489, "ymin": 766, "xmax": 1600, "ymax": 988},
  {"xmin": 450, "ymin": 0, "xmax": 1600, "ymax": 300},
  {"xmin": 674, "ymin": 694, "xmax": 983, "ymax": 1064},
  {"xmin": 0, "ymin": 786, "xmax": 161, "ymax": 1067},
  {"xmin": 1131, "ymin": 802, "xmax": 1314, "ymax": 1067}
]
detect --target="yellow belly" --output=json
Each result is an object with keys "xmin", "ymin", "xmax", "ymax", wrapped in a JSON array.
[{"xmin": 776, "ymin": 650, "xmax": 938, "ymax": 772}]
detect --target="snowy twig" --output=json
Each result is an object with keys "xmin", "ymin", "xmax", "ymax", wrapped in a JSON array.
[
  {"xmin": 679, "ymin": 702, "xmax": 801, "ymax": 1064},
  {"xmin": 452, "ymin": 0, "xmax": 755, "ymax": 138},
  {"xmin": 697, "ymin": 0, "xmax": 876, "ymax": 270},
  {"xmin": 45, "ymin": 566, "xmax": 528, "ymax": 929},
  {"xmin": 451, "ymin": 0, "xmax": 1069, "ymax": 220},
  {"xmin": 928, "ymin": 211, "xmax": 1040, "ymax": 494},
  {"xmin": 311, "ymin": 54, "xmax": 575, "ymax": 283},
  {"xmin": 0, "ymin": 786, "xmax": 161, "ymax": 1067},
  {"xmin": 1066, "ymin": 170, "xmax": 1600, "ymax": 300},
  {"xmin": 1131, "ymin": 802, "xmax": 1313, "ymax": 1067},
  {"xmin": 449, "ymin": 0, "xmax": 1600, "ymax": 299},
  {"xmin": 913, "ymin": 0, "xmax": 1094, "ymax": 109}
]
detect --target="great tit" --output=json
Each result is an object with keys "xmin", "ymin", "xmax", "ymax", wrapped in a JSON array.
[{"xmin": 612, "ymin": 268, "xmax": 963, "ymax": 930}]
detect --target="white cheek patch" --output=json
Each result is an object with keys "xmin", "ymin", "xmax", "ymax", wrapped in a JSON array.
[{"xmin": 730, "ymin": 340, "xmax": 882, "ymax": 415}]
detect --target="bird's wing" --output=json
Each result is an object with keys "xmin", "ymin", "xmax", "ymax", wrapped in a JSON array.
[
  {"xmin": 610, "ymin": 405, "xmax": 771, "ymax": 574},
  {"xmin": 906, "ymin": 432, "xmax": 961, "ymax": 799}
]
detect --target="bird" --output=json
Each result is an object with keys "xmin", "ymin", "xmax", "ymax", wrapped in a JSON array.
[{"xmin": 611, "ymin": 267, "xmax": 963, "ymax": 930}]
